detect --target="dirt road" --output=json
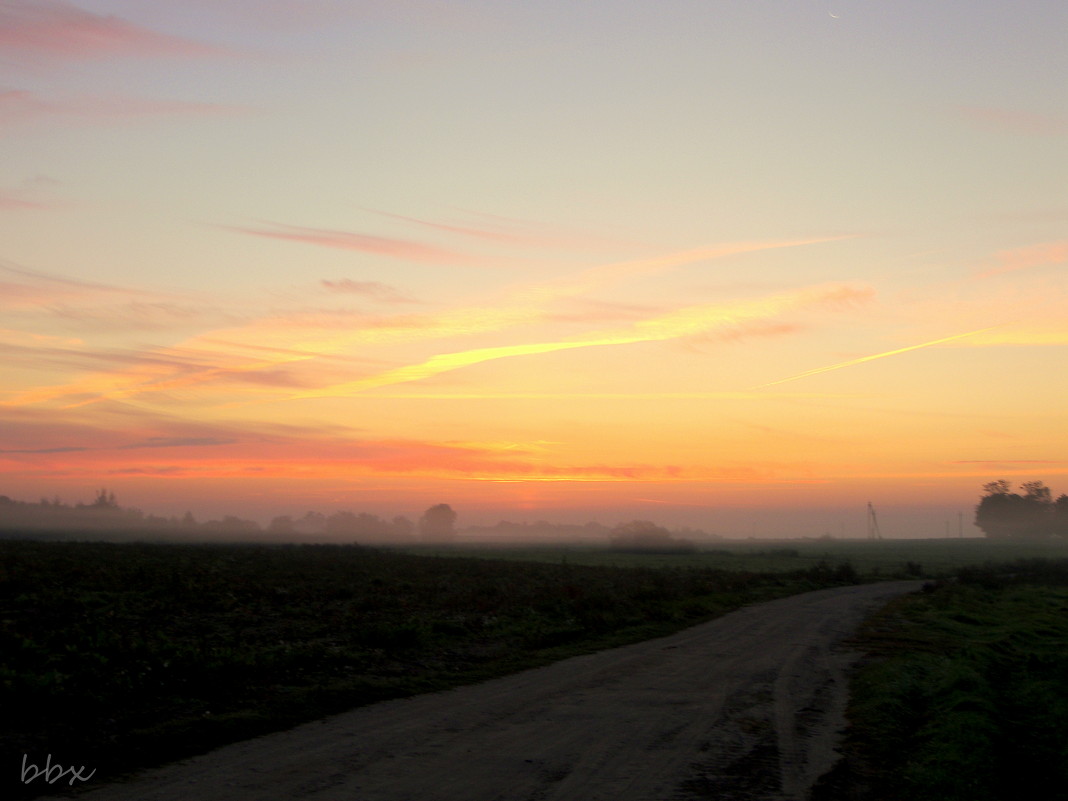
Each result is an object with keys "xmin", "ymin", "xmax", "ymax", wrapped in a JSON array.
[{"xmin": 81, "ymin": 581, "xmax": 921, "ymax": 801}]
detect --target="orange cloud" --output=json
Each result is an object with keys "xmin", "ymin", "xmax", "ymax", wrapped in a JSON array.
[{"xmin": 0, "ymin": 409, "xmax": 686, "ymax": 484}]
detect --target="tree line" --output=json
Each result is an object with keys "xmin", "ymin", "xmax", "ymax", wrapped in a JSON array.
[
  {"xmin": 0, "ymin": 490, "xmax": 453, "ymax": 544},
  {"xmin": 974, "ymin": 481, "xmax": 1068, "ymax": 540}
]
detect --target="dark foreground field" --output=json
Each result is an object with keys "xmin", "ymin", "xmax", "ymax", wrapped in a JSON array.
[
  {"xmin": 6, "ymin": 538, "xmax": 1068, "ymax": 800},
  {"xmin": 1, "ymin": 539, "xmax": 865, "ymax": 799}
]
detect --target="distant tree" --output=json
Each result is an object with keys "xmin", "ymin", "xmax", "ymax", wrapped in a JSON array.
[
  {"xmin": 200, "ymin": 516, "xmax": 260, "ymax": 535},
  {"xmin": 294, "ymin": 511, "xmax": 327, "ymax": 535},
  {"xmin": 86, "ymin": 488, "xmax": 118, "ymax": 510},
  {"xmin": 609, "ymin": 520, "xmax": 695, "ymax": 553},
  {"xmin": 975, "ymin": 480, "xmax": 1056, "ymax": 539},
  {"xmin": 325, "ymin": 511, "xmax": 359, "ymax": 536},
  {"xmin": 418, "ymin": 504, "xmax": 457, "ymax": 542},
  {"xmin": 391, "ymin": 515, "xmax": 415, "ymax": 539},
  {"xmin": 1055, "ymin": 494, "xmax": 1068, "ymax": 539},
  {"xmin": 268, "ymin": 515, "xmax": 295, "ymax": 534}
]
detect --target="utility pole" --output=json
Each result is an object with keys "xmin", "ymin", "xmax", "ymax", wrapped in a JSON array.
[{"xmin": 867, "ymin": 502, "xmax": 882, "ymax": 540}]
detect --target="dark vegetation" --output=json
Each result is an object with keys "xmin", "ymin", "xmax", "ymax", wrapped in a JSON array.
[
  {"xmin": 974, "ymin": 480, "xmax": 1068, "ymax": 539},
  {"xmin": 607, "ymin": 519, "xmax": 697, "ymax": 553},
  {"xmin": 1, "ymin": 491, "xmax": 720, "ymax": 547},
  {"xmin": 0, "ymin": 539, "xmax": 863, "ymax": 799},
  {"xmin": 815, "ymin": 559, "xmax": 1068, "ymax": 801},
  {"xmin": 0, "ymin": 490, "xmax": 414, "ymax": 543}
]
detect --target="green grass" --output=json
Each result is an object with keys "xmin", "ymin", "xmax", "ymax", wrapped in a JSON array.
[
  {"xmin": 815, "ymin": 560, "xmax": 1068, "ymax": 801},
  {"xmin": 1, "ymin": 539, "xmax": 865, "ymax": 799}
]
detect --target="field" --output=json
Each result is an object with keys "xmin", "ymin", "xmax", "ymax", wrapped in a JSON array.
[
  {"xmin": 3, "ymin": 535, "xmax": 1067, "ymax": 799},
  {"xmin": 1, "ymin": 537, "xmax": 869, "ymax": 799},
  {"xmin": 398, "ymin": 536, "xmax": 1068, "ymax": 575}
]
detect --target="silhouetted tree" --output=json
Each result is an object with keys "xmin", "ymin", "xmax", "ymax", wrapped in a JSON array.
[
  {"xmin": 85, "ymin": 488, "xmax": 118, "ymax": 509},
  {"xmin": 268, "ymin": 515, "xmax": 295, "ymax": 534},
  {"xmin": 392, "ymin": 515, "xmax": 415, "ymax": 539},
  {"xmin": 609, "ymin": 520, "xmax": 695, "ymax": 553},
  {"xmin": 975, "ymin": 480, "xmax": 1056, "ymax": 539},
  {"xmin": 1055, "ymin": 494, "xmax": 1068, "ymax": 538},
  {"xmin": 418, "ymin": 503, "xmax": 457, "ymax": 542}
]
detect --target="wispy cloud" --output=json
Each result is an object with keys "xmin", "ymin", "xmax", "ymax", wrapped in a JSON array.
[
  {"xmin": 360, "ymin": 207, "xmax": 623, "ymax": 250},
  {"xmin": 556, "ymin": 236, "xmax": 854, "ymax": 297},
  {"xmin": 962, "ymin": 325, "xmax": 1068, "ymax": 347},
  {"xmin": 753, "ymin": 327, "xmax": 999, "ymax": 389},
  {"xmin": 320, "ymin": 279, "xmax": 418, "ymax": 304},
  {"xmin": 0, "ymin": 176, "xmax": 58, "ymax": 209},
  {"xmin": 1, "ymin": 235, "xmax": 855, "ymax": 412},
  {"xmin": 0, "ymin": 260, "xmax": 144, "ymax": 308},
  {"xmin": 0, "ymin": 445, "xmax": 88, "ymax": 454},
  {"xmin": 0, "ymin": 437, "xmax": 233, "ymax": 454},
  {"xmin": 953, "ymin": 460, "xmax": 1067, "ymax": 466},
  {"xmin": 0, "ymin": 409, "xmax": 686, "ymax": 483},
  {"xmin": 288, "ymin": 283, "xmax": 870, "ymax": 399},
  {"xmin": 0, "ymin": 193, "xmax": 49, "ymax": 210},
  {"xmin": 223, "ymin": 221, "xmax": 472, "ymax": 264},
  {"xmin": 0, "ymin": 89, "xmax": 239, "ymax": 127},
  {"xmin": 363, "ymin": 208, "xmax": 541, "ymax": 245},
  {"xmin": 2, "ymin": 237, "xmax": 855, "ymax": 409},
  {"xmin": 979, "ymin": 240, "xmax": 1068, "ymax": 278},
  {"xmin": 0, "ymin": 0, "xmax": 223, "ymax": 61}
]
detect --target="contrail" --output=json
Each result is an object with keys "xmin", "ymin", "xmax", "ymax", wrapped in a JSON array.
[
  {"xmin": 752, "ymin": 327, "xmax": 1000, "ymax": 389},
  {"xmin": 287, "ymin": 284, "xmax": 866, "ymax": 400}
]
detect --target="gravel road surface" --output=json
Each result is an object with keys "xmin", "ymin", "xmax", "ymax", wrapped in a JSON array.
[{"xmin": 81, "ymin": 580, "xmax": 922, "ymax": 801}]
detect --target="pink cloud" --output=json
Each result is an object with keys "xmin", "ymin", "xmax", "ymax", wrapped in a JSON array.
[
  {"xmin": 979, "ymin": 241, "xmax": 1068, "ymax": 278},
  {"xmin": 0, "ymin": 0, "xmax": 222, "ymax": 61},
  {"xmin": 364, "ymin": 206, "xmax": 638, "ymax": 252},
  {"xmin": 0, "ymin": 191, "xmax": 51, "ymax": 210},
  {"xmin": 0, "ymin": 88, "xmax": 238, "ymax": 127},
  {"xmin": 320, "ymin": 279, "xmax": 418, "ymax": 304},
  {"xmin": 224, "ymin": 222, "xmax": 472, "ymax": 264},
  {"xmin": 0, "ymin": 261, "xmax": 140, "ymax": 307},
  {"xmin": 954, "ymin": 105, "xmax": 1068, "ymax": 136}
]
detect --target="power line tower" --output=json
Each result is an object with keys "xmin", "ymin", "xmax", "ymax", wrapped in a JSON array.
[{"xmin": 866, "ymin": 502, "xmax": 882, "ymax": 540}]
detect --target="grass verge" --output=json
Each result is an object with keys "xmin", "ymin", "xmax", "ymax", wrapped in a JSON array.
[{"xmin": 814, "ymin": 559, "xmax": 1068, "ymax": 801}]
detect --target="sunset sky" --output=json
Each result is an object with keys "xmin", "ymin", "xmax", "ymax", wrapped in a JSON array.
[{"xmin": 2, "ymin": 1, "xmax": 1066, "ymax": 537}]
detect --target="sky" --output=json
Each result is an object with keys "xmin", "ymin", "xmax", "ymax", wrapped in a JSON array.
[{"xmin": 1, "ymin": 0, "xmax": 1066, "ymax": 538}]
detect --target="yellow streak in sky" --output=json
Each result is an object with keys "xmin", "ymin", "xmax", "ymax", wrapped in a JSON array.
[
  {"xmin": 2, "ymin": 237, "xmax": 850, "ymax": 409},
  {"xmin": 289, "ymin": 284, "xmax": 863, "ymax": 400},
  {"xmin": 752, "ymin": 327, "xmax": 1000, "ymax": 389}
]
